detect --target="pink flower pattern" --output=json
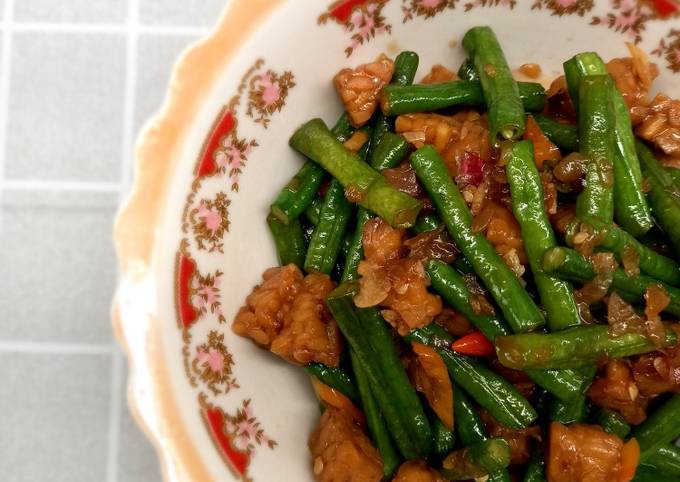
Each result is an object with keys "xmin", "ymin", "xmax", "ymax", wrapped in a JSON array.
[
  {"xmin": 402, "ymin": 0, "xmax": 458, "ymax": 22},
  {"xmin": 224, "ymin": 399, "xmax": 277, "ymax": 454},
  {"xmin": 192, "ymin": 331, "xmax": 239, "ymax": 395},
  {"xmin": 213, "ymin": 135, "xmax": 258, "ymax": 192},
  {"xmin": 590, "ymin": 0, "xmax": 662, "ymax": 44},
  {"xmin": 464, "ymin": 0, "xmax": 516, "ymax": 11},
  {"xmin": 531, "ymin": 0, "xmax": 593, "ymax": 16},
  {"xmin": 652, "ymin": 29, "xmax": 680, "ymax": 72},
  {"xmin": 318, "ymin": 1, "xmax": 392, "ymax": 56},
  {"xmin": 189, "ymin": 192, "xmax": 231, "ymax": 253},
  {"xmin": 190, "ymin": 269, "xmax": 225, "ymax": 322},
  {"xmin": 246, "ymin": 69, "xmax": 295, "ymax": 128}
]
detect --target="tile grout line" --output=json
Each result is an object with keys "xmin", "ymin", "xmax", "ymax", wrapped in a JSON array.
[
  {"xmin": 0, "ymin": 179, "xmax": 122, "ymax": 192},
  {"xmin": 106, "ymin": 350, "xmax": 124, "ymax": 482},
  {"xmin": 0, "ymin": 0, "xmax": 15, "ymax": 192},
  {"xmin": 0, "ymin": 341, "xmax": 113, "ymax": 354},
  {"xmin": 107, "ymin": 0, "xmax": 140, "ymax": 480},
  {"xmin": 8, "ymin": 21, "xmax": 209, "ymax": 37},
  {"xmin": 118, "ymin": 0, "xmax": 141, "ymax": 196}
]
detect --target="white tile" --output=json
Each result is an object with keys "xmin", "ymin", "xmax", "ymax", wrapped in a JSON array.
[
  {"xmin": 5, "ymin": 32, "xmax": 125, "ymax": 182},
  {"xmin": 14, "ymin": 0, "xmax": 127, "ymax": 23},
  {"xmin": 0, "ymin": 352, "xmax": 111, "ymax": 482},
  {"xmin": 139, "ymin": 0, "xmax": 225, "ymax": 26},
  {"xmin": 118, "ymin": 375, "xmax": 163, "ymax": 482},
  {"xmin": 132, "ymin": 34, "xmax": 197, "ymax": 180},
  {"xmin": 0, "ymin": 190, "xmax": 118, "ymax": 344}
]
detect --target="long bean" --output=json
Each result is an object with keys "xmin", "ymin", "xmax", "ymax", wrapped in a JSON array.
[
  {"xmin": 549, "ymin": 395, "xmax": 588, "ymax": 424},
  {"xmin": 407, "ymin": 324, "xmax": 537, "ymax": 429},
  {"xmin": 631, "ymin": 394, "xmax": 680, "ymax": 461},
  {"xmin": 367, "ymin": 51, "xmax": 419, "ymax": 159},
  {"xmin": 368, "ymin": 131, "xmax": 410, "ymax": 171},
  {"xmin": 462, "ymin": 26, "xmax": 526, "ymax": 143},
  {"xmin": 439, "ymin": 438, "xmax": 511, "ymax": 481},
  {"xmin": 304, "ymin": 180, "xmax": 354, "ymax": 274},
  {"xmin": 637, "ymin": 141, "xmax": 680, "ymax": 258},
  {"xmin": 495, "ymin": 324, "xmax": 678, "ymax": 370},
  {"xmin": 666, "ymin": 166, "xmax": 680, "ymax": 189},
  {"xmin": 454, "ymin": 385, "xmax": 511, "ymax": 482},
  {"xmin": 590, "ymin": 407, "xmax": 631, "ymax": 439},
  {"xmin": 381, "ymin": 80, "xmax": 546, "ymax": 117},
  {"xmin": 532, "ymin": 114, "xmax": 579, "ymax": 153},
  {"xmin": 523, "ymin": 452, "xmax": 546, "ymax": 482},
  {"xmin": 632, "ymin": 466, "xmax": 678, "ymax": 482},
  {"xmin": 290, "ymin": 119, "xmax": 422, "ymax": 228},
  {"xmin": 610, "ymin": 84, "xmax": 653, "ymax": 236},
  {"xmin": 566, "ymin": 217, "xmax": 680, "ymax": 286},
  {"xmin": 349, "ymin": 350, "xmax": 401, "ymax": 477},
  {"xmin": 303, "ymin": 363, "xmax": 360, "ymax": 405},
  {"xmin": 457, "ymin": 58, "xmax": 479, "ymax": 82},
  {"xmin": 271, "ymin": 114, "xmax": 354, "ymax": 223},
  {"xmin": 266, "ymin": 213, "xmax": 306, "ymax": 268},
  {"xmin": 431, "ymin": 413, "xmax": 456, "ymax": 456},
  {"xmin": 426, "ymin": 259, "xmax": 591, "ymax": 400},
  {"xmin": 326, "ymin": 282, "xmax": 432, "ymax": 458},
  {"xmin": 542, "ymin": 246, "xmax": 680, "ymax": 317},
  {"xmin": 392, "ymin": 50, "xmax": 420, "ymax": 87},
  {"xmin": 340, "ymin": 208, "xmax": 372, "ymax": 282},
  {"xmin": 506, "ymin": 140, "xmax": 581, "ymax": 331},
  {"xmin": 563, "ymin": 52, "xmax": 608, "ymax": 113},
  {"xmin": 303, "ymin": 196, "xmax": 323, "ymax": 226},
  {"xmin": 565, "ymin": 52, "xmax": 651, "ymax": 235},
  {"xmin": 642, "ymin": 445, "xmax": 680, "ymax": 478},
  {"xmin": 411, "ymin": 146, "xmax": 545, "ymax": 333},
  {"xmin": 575, "ymin": 75, "xmax": 615, "ymax": 222}
]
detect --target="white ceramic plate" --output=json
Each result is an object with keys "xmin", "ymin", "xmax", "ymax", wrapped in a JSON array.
[{"xmin": 112, "ymin": 1, "xmax": 680, "ymax": 480}]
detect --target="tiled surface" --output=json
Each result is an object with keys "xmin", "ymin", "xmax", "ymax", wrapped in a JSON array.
[
  {"xmin": 134, "ymin": 34, "xmax": 199, "ymax": 150},
  {"xmin": 0, "ymin": 353, "xmax": 111, "ymax": 482},
  {"xmin": 0, "ymin": 190, "xmax": 118, "ymax": 344},
  {"xmin": 140, "ymin": 0, "xmax": 225, "ymax": 26},
  {"xmin": 5, "ymin": 32, "xmax": 126, "ymax": 182},
  {"xmin": 14, "ymin": 0, "xmax": 128, "ymax": 24},
  {"xmin": 0, "ymin": 1, "xmax": 222, "ymax": 480},
  {"xmin": 118, "ymin": 373, "xmax": 163, "ymax": 482}
]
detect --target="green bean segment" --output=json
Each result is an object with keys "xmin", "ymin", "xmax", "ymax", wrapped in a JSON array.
[
  {"xmin": 632, "ymin": 394, "xmax": 680, "ymax": 461},
  {"xmin": 566, "ymin": 217, "xmax": 680, "ymax": 286},
  {"xmin": 543, "ymin": 246, "xmax": 680, "ymax": 317},
  {"xmin": 462, "ymin": 26, "xmax": 526, "ymax": 143},
  {"xmin": 408, "ymin": 324, "xmax": 537, "ymax": 429},
  {"xmin": 381, "ymin": 81, "xmax": 546, "ymax": 116},
  {"xmin": 496, "ymin": 324, "xmax": 678, "ymax": 370},
  {"xmin": 267, "ymin": 213, "xmax": 307, "ymax": 268},
  {"xmin": 290, "ymin": 119, "xmax": 422, "ymax": 228},
  {"xmin": 304, "ymin": 180, "xmax": 354, "ymax": 275},
  {"xmin": 575, "ymin": 75, "xmax": 615, "ymax": 223},
  {"xmin": 506, "ymin": 140, "xmax": 581, "ymax": 331},
  {"xmin": 411, "ymin": 146, "xmax": 545, "ymax": 333},
  {"xmin": 440, "ymin": 438, "xmax": 511, "ymax": 481}
]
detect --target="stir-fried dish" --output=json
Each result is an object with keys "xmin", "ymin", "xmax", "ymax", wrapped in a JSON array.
[{"xmin": 233, "ymin": 26, "xmax": 680, "ymax": 481}]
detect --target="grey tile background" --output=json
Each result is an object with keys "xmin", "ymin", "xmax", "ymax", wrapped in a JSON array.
[
  {"xmin": 135, "ymin": 34, "xmax": 199, "ymax": 144},
  {"xmin": 0, "ymin": 0, "xmax": 217, "ymax": 480},
  {"xmin": 6, "ymin": 32, "xmax": 126, "ymax": 182},
  {"xmin": 139, "ymin": 0, "xmax": 225, "ymax": 26},
  {"xmin": 14, "ymin": 0, "xmax": 128, "ymax": 24}
]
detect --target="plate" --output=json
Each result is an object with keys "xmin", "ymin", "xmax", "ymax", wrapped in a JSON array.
[{"xmin": 112, "ymin": 1, "xmax": 680, "ymax": 480}]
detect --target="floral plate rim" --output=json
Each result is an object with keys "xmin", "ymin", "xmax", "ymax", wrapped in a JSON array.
[{"xmin": 110, "ymin": 1, "xmax": 284, "ymax": 481}]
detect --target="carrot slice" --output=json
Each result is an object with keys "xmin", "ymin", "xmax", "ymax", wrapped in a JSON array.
[
  {"xmin": 619, "ymin": 438, "xmax": 640, "ymax": 482},
  {"xmin": 524, "ymin": 115, "xmax": 561, "ymax": 169},
  {"xmin": 310, "ymin": 377, "xmax": 365, "ymax": 426}
]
